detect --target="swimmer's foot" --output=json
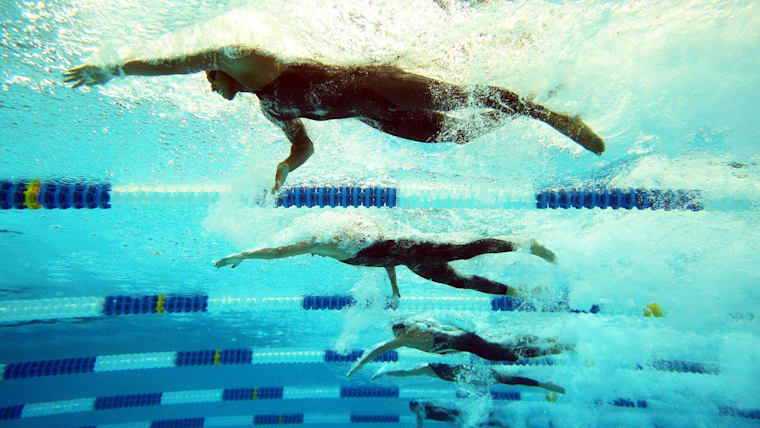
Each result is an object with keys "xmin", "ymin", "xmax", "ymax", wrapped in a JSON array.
[
  {"xmin": 539, "ymin": 381, "xmax": 566, "ymax": 394},
  {"xmin": 529, "ymin": 240, "xmax": 556, "ymax": 264},
  {"xmin": 545, "ymin": 113, "xmax": 605, "ymax": 155}
]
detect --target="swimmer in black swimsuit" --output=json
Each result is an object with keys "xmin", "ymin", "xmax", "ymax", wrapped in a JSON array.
[
  {"xmin": 65, "ymin": 44, "xmax": 605, "ymax": 191},
  {"xmin": 347, "ymin": 318, "xmax": 571, "ymax": 377},
  {"xmin": 373, "ymin": 362, "xmax": 565, "ymax": 393},
  {"xmin": 215, "ymin": 233, "xmax": 556, "ymax": 309},
  {"xmin": 410, "ymin": 400, "xmax": 508, "ymax": 428}
]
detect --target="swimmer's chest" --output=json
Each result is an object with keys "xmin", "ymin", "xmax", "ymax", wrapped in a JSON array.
[{"xmin": 255, "ymin": 65, "xmax": 358, "ymax": 121}]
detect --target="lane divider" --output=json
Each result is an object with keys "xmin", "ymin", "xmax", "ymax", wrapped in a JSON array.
[
  {"xmin": 0, "ymin": 382, "xmax": 757, "ymax": 423},
  {"xmin": 2, "ymin": 180, "xmax": 709, "ymax": 211},
  {"xmin": 63, "ymin": 413, "xmax": 410, "ymax": 427},
  {"xmin": 0, "ymin": 345, "xmax": 717, "ymax": 384},
  {"xmin": 0, "ymin": 294, "xmax": 601, "ymax": 324}
]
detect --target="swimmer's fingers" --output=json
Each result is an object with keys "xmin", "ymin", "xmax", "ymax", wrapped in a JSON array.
[{"xmin": 214, "ymin": 256, "xmax": 242, "ymax": 269}]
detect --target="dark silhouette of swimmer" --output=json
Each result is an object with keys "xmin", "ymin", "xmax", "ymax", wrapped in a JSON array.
[
  {"xmin": 410, "ymin": 400, "xmax": 508, "ymax": 428},
  {"xmin": 347, "ymin": 318, "xmax": 571, "ymax": 377},
  {"xmin": 374, "ymin": 362, "xmax": 565, "ymax": 394},
  {"xmin": 65, "ymin": 45, "xmax": 605, "ymax": 191},
  {"xmin": 215, "ymin": 231, "xmax": 555, "ymax": 309}
]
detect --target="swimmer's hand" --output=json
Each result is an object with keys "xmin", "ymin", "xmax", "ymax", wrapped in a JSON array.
[
  {"xmin": 271, "ymin": 162, "xmax": 289, "ymax": 193},
  {"xmin": 63, "ymin": 64, "xmax": 118, "ymax": 88},
  {"xmin": 388, "ymin": 294, "xmax": 399, "ymax": 311},
  {"xmin": 214, "ymin": 254, "xmax": 245, "ymax": 269}
]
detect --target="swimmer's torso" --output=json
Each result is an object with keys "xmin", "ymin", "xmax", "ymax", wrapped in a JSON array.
[{"xmin": 253, "ymin": 63, "xmax": 401, "ymax": 123}]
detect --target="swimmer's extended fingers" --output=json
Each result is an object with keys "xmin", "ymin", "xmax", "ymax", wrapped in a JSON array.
[
  {"xmin": 63, "ymin": 64, "xmax": 113, "ymax": 88},
  {"xmin": 214, "ymin": 255, "xmax": 244, "ymax": 269}
]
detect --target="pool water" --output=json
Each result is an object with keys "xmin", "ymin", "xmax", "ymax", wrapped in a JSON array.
[{"xmin": 1, "ymin": 1, "xmax": 759, "ymax": 427}]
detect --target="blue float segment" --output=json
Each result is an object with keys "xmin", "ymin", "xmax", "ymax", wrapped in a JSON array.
[
  {"xmin": 612, "ymin": 398, "xmax": 647, "ymax": 408},
  {"xmin": 2, "ymin": 357, "xmax": 96, "ymax": 379},
  {"xmin": 302, "ymin": 295, "xmax": 356, "ymax": 310},
  {"xmin": 254, "ymin": 414, "xmax": 304, "ymax": 424},
  {"xmin": 488, "ymin": 358, "xmax": 555, "ymax": 367},
  {"xmin": 175, "ymin": 350, "xmax": 215, "ymax": 367},
  {"xmin": 175, "ymin": 349, "xmax": 252, "ymax": 366},
  {"xmin": 647, "ymin": 359, "xmax": 717, "ymax": 374},
  {"xmin": 219, "ymin": 349, "xmax": 253, "ymax": 365},
  {"xmin": 490, "ymin": 296, "xmax": 536, "ymax": 312},
  {"xmin": 151, "ymin": 418, "xmax": 205, "ymax": 428},
  {"xmin": 340, "ymin": 386, "xmax": 399, "ymax": 398},
  {"xmin": 163, "ymin": 295, "xmax": 208, "ymax": 313},
  {"xmin": 103, "ymin": 295, "xmax": 159, "ymax": 316},
  {"xmin": 276, "ymin": 186, "xmax": 397, "ymax": 208},
  {"xmin": 720, "ymin": 407, "xmax": 760, "ymax": 420},
  {"xmin": 490, "ymin": 391, "xmax": 521, "ymax": 401},
  {"xmin": 0, "ymin": 181, "xmax": 14, "ymax": 209},
  {"xmin": 0, "ymin": 180, "xmax": 111, "ymax": 209},
  {"xmin": 536, "ymin": 188, "xmax": 703, "ymax": 211},
  {"xmin": 323, "ymin": 350, "xmax": 398, "ymax": 363},
  {"xmin": 0, "ymin": 405, "xmax": 24, "ymax": 420},
  {"xmin": 350, "ymin": 414, "xmax": 400, "ymax": 423},
  {"xmin": 223, "ymin": 387, "xmax": 284, "ymax": 400},
  {"xmin": 95, "ymin": 393, "xmax": 162, "ymax": 410}
]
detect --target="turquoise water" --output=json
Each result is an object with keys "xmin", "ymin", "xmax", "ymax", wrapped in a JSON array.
[{"xmin": 1, "ymin": 0, "xmax": 760, "ymax": 427}]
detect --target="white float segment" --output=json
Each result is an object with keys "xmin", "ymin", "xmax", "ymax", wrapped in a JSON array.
[
  {"xmin": 205, "ymin": 415, "xmax": 254, "ymax": 427},
  {"xmin": 94, "ymin": 352, "xmax": 177, "ymax": 372},
  {"xmin": 161, "ymin": 389, "xmax": 223, "ymax": 405},
  {"xmin": 283, "ymin": 387, "xmax": 341, "ymax": 400},
  {"xmin": 20, "ymin": 398, "xmax": 94, "ymax": 417},
  {"xmin": 251, "ymin": 349, "xmax": 324, "ymax": 364},
  {"xmin": 0, "ymin": 297, "xmax": 104, "ymax": 323},
  {"xmin": 100, "ymin": 422, "xmax": 151, "ymax": 428}
]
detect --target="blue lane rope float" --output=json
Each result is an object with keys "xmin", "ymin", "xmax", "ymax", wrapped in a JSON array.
[
  {"xmin": 535, "ymin": 188, "xmax": 703, "ymax": 211},
  {"xmin": 0, "ymin": 180, "xmax": 111, "ymax": 209}
]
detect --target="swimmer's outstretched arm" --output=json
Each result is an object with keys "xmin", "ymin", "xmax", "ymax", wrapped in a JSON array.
[
  {"xmin": 347, "ymin": 338, "xmax": 406, "ymax": 377},
  {"xmin": 372, "ymin": 364, "xmax": 436, "ymax": 380},
  {"xmin": 214, "ymin": 240, "xmax": 317, "ymax": 268},
  {"xmin": 64, "ymin": 48, "xmax": 235, "ymax": 88}
]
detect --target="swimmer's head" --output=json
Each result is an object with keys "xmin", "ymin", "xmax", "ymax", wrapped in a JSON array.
[
  {"xmin": 392, "ymin": 322, "xmax": 408, "ymax": 335},
  {"xmin": 206, "ymin": 70, "xmax": 240, "ymax": 101},
  {"xmin": 409, "ymin": 401, "xmax": 420, "ymax": 413}
]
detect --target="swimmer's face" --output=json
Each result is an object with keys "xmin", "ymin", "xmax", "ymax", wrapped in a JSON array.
[
  {"xmin": 409, "ymin": 401, "xmax": 420, "ymax": 412},
  {"xmin": 206, "ymin": 70, "xmax": 238, "ymax": 101},
  {"xmin": 392, "ymin": 323, "xmax": 407, "ymax": 336}
]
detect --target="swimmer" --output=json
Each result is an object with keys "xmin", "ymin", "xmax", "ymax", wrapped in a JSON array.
[
  {"xmin": 64, "ymin": 43, "xmax": 605, "ymax": 191},
  {"xmin": 215, "ymin": 234, "xmax": 556, "ymax": 309},
  {"xmin": 373, "ymin": 362, "xmax": 565, "ymax": 393},
  {"xmin": 347, "ymin": 318, "xmax": 571, "ymax": 377},
  {"xmin": 410, "ymin": 400, "xmax": 508, "ymax": 428}
]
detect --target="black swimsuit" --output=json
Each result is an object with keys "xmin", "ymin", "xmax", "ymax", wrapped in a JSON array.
[
  {"xmin": 253, "ymin": 63, "xmax": 400, "ymax": 124},
  {"xmin": 340, "ymin": 239, "xmax": 515, "ymax": 268},
  {"xmin": 340, "ymin": 239, "xmax": 517, "ymax": 295}
]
